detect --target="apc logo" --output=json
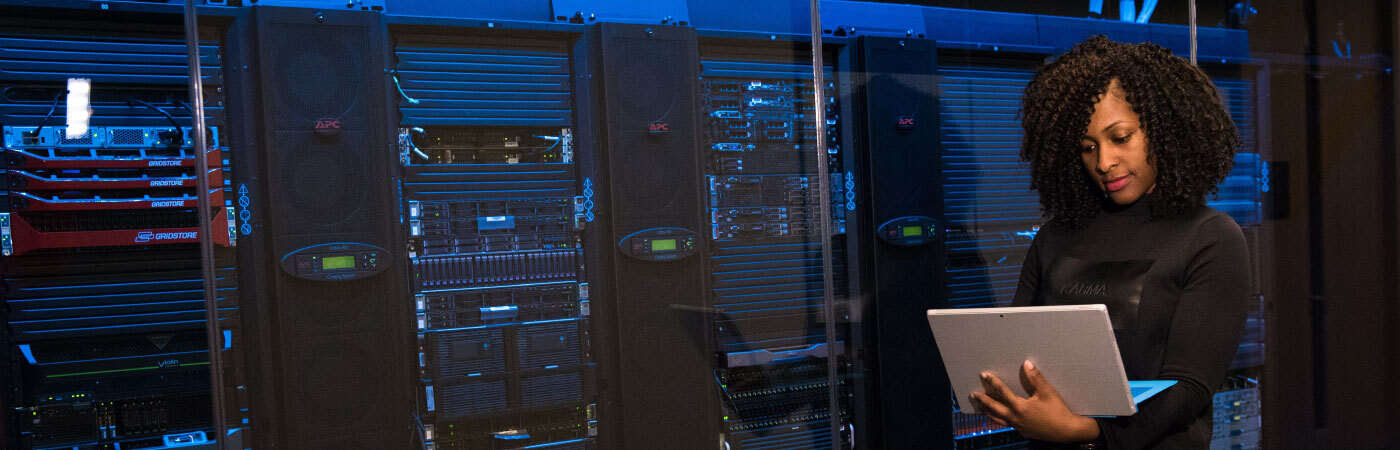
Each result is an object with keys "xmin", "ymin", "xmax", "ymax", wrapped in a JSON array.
[
  {"xmin": 895, "ymin": 115, "xmax": 917, "ymax": 131},
  {"xmin": 135, "ymin": 231, "xmax": 155, "ymax": 243},
  {"xmin": 648, "ymin": 121, "xmax": 671, "ymax": 134},
  {"xmin": 314, "ymin": 118, "xmax": 343, "ymax": 136}
]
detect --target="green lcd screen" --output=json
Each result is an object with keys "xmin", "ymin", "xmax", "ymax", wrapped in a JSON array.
[
  {"xmin": 901, "ymin": 226, "xmax": 923, "ymax": 237},
  {"xmin": 322, "ymin": 255, "xmax": 355, "ymax": 270},
  {"xmin": 651, "ymin": 239, "xmax": 677, "ymax": 251}
]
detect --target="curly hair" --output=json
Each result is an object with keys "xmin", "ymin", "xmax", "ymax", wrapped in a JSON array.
[{"xmin": 1020, "ymin": 35, "xmax": 1240, "ymax": 227}]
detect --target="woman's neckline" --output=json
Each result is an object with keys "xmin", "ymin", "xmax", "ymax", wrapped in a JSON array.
[{"xmin": 1102, "ymin": 193, "xmax": 1153, "ymax": 217}]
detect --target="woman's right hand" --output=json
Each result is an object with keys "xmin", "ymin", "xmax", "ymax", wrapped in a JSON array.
[{"xmin": 970, "ymin": 360, "xmax": 1100, "ymax": 443}]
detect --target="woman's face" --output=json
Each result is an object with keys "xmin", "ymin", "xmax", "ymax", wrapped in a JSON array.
[{"xmin": 1080, "ymin": 79, "xmax": 1157, "ymax": 205}]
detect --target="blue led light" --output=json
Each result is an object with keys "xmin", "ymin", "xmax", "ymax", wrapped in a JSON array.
[
  {"xmin": 25, "ymin": 350, "xmax": 205, "ymax": 367},
  {"xmin": 522, "ymin": 438, "xmax": 589, "ymax": 448},
  {"xmin": 18, "ymin": 345, "xmax": 37, "ymax": 364},
  {"xmin": 18, "ymin": 278, "xmax": 200, "ymax": 291},
  {"xmin": 520, "ymin": 317, "xmax": 581, "ymax": 326},
  {"xmin": 23, "ymin": 318, "xmax": 217, "ymax": 334},
  {"xmin": 420, "ymin": 280, "xmax": 575, "ymax": 294},
  {"xmin": 18, "ymin": 298, "xmax": 205, "ymax": 312},
  {"xmin": 11, "ymin": 308, "xmax": 209, "ymax": 324},
  {"xmin": 162, "ymin": 431, "xmax": 209, "ymax": 447},
  {"xmin": 416, "ymin": 170, "xmax": 571, "ymax": 176}
]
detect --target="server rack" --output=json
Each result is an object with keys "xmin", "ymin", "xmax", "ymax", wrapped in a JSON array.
[
  {"xmin": 0, "ymin": 9, "xmax": 234, "ymax": 449},
  {"xmin": 1200, "ymin": 66, "xmax": 1266, "ymax": 450},
  {"xmin": 696, "ymin": 39, "xmax": 852, "ymax": 449},
  {"xmin": 0, "ymin": 3, "xmax": 1272, "ymax": 450},
  {"xmin": 390, "ymin": 29, "xmax": 596, "ymax": 449},
  {"xmin": 932, "ymin": 51, "xmax": 1043, "ymax": 449}
]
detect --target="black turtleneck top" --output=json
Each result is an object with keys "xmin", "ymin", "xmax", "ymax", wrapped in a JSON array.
[{"xmin": 1011, "ymin": 198, "xmax": 1250, "ymax": 449}]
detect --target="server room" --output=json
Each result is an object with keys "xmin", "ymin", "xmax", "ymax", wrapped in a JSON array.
[{"xmin": 0, "ymin": 0, "xmax": 1396, "ymax": 449}]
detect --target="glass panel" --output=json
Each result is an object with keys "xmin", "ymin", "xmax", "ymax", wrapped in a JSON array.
[
  {"xmin": 824, "ymin": 2, "xmax": 1394, "ymax": 449},
  {"xmin": 0, "ymin": 5, "xmax": 230, "ymax": 450},
  {"xmin": 5, "ymin": 1, "xmax": 1394, "ymax": 449},
  {"xmin": 189, "ymin": 1, "xmax": 842, "ymax": 450},
  {"xmin": 695, "ymin": 13, "xmax": 847, "ymax": 448}
]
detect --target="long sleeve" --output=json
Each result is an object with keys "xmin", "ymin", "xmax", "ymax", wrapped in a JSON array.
[
  {"xmin": 1011, "ymin": 233, "xmax": 1044, "ymax": 307},
  {"xmin": 1093, "ymin": 214, "xmax": 1251, "ymax": 449}
]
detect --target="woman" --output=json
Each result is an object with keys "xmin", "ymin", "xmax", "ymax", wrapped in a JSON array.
[{"xmin": 968, "ymin": 36, "xmax": 1250, "ymax": 449}]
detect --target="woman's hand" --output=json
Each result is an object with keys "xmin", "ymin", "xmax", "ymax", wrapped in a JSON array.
[{"xmin": 969, "ymin": 360, "xmax": 1101, "ymax": 443}]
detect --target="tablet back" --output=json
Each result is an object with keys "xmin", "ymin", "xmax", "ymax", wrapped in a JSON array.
[{"xmin": 927, "ymin": 304, "xmax": 1136, "ymax": 416}]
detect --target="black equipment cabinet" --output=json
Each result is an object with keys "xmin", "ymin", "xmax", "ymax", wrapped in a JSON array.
[
  {"xmin": 571, "ymin": 22, "xmax": 720, "ymax": 450},
  {"xmin": 223, "ymin": 6, "xmax": 415, "ymax": 449},
  {"xmin": 841, "ymin": 36, "xmax": 952, "ymax": 450}
]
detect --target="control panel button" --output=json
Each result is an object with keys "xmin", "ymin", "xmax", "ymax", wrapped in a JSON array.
[
  {"xmin": 876, "ymin": 216, "xmax": 940, "ymax": 246},
  {"xmin": 279, "ymin": 242, "xmax": 392, "ymax": 281},
  {"xmin": 617, "ymin": 227, "xmax": 699, "ymax": 261}
]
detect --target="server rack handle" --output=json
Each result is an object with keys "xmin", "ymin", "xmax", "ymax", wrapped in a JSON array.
[{"xmin": 182, "ymin": 1, "xmax": 229, "ymax": 448}]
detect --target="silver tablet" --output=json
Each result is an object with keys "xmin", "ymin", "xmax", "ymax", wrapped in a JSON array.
[{"xmin": 927, "ymin": 304, "xmax": 1172, "ymax": 416}]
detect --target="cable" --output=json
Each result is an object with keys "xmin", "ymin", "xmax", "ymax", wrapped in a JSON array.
[
  {"xmin": 392, "ymin": 68, "xmax": 422, "ymax": 105},
  {"xmin": 127, "ymin": 98, "xmax": 184, "ymax": 147},
  {"xmin": 407, "ymin": 127, "xmax": 431, "ymax": 161},
  {"xmin": 530, "ymin": 134, "xmax": 562, "ymax": 158},
  {"xmin": 129, "ymin": 98, "xmax": 182, "ymax": 132},
  {"xmin": 1135, "ymin": 0, "xmax": 1159, "ymax": 23},
  {"xmin": 178, "ymin": 100, "xmax": 208, "ymax": 146},
  {"xmin": 411, "ymin": 406, "xmax": 429, "ymax": 450},
  {"xmin": 540, "ymin": 139, "xmax": 560, "ymax": 155},
  {"xmin": 30, "ymin": 92, "xmax": 63, "ymax": 136}
]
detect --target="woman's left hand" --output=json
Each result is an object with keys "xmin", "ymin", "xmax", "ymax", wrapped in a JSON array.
[{"xmin": 970, "ymin": 360, "xmax": 1101, "ymax": 443}]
